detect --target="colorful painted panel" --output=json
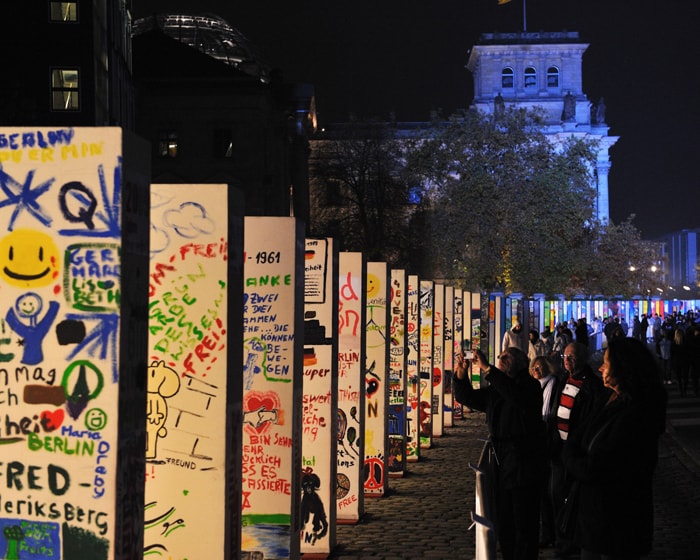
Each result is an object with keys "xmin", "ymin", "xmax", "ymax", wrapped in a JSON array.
[
  {"xmin": 336, "ymin": 253, "xmax": 365, "ymax": 523},
  {"xmin": 431, "ymin": 284, "xmax": 444, "ymax": 437},
  {"xmin": 489, "ymin": 294, "xmax": 502, "ymax": 365},
  {"xmin": 405, "ymin": 276, "xmax": 420, "ymax": 462},
  {"xmin": 301, "ymin": 238, "xmax": 337, "ymax": 554},
  {"xmin": 0, "ymin": 127, "xmax": 148, "ymax": 559},
  {"xmin": 470, "ymin": 292, "xmax": 484, "ymax": 388},
  {"xmin": 452, "ymin": 289, "xmax": 464, "ymax": 420},
  {"xmin": 419, "ymin": 280, "xmax": 433, "ymax": 449},
  {"xmin": 443, "ymin": 286, "xmax": 454, "ymax": 428},
  {"xmin": 387, "ymin": 269, "xmax": 407, "ymax": 476},
  {"xmin": 242, "ymin": 217, "xmax": 303, "ymax": 559},
  {"xmin": 364, "ymin": 262, "xmax": 389, "ymax": 497},
  {"xmin": 146, "ymin": 184, "xmax": 231, "ymax": 558}
]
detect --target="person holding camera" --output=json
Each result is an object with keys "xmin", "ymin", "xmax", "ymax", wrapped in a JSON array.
[{"xmin": 454, "ymin": 347, "xmax": 546, "ymax": 560}]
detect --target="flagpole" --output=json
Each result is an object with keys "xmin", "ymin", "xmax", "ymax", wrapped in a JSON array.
[{"xmin": 523, "ymin": 0, "xmax": 527, "ymax": 32}]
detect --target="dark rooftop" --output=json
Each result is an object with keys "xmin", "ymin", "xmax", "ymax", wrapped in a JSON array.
[
  {"xmin": 477, "ymin": 31, "xmax": 583, "ymax": 45},
  {"xmin": 133, "ymin": 13, "xmax": 270, "ymax": 83}
]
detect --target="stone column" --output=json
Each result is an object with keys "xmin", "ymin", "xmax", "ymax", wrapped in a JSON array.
[{"xmin": 596, "ymin": 161, "xmax": 612, "ymax": 223}]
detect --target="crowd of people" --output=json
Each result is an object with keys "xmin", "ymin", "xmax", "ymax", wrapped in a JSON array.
[
  {"xmin": 451, "ymin": 309, "xmax": 699, "ymax": 560},
  {"xmin": 500, "ymin": 311, "xmax": 700, "ymax": 398}
]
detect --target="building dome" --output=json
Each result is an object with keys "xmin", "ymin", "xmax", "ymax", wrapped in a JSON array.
[{"xmin": 133, "ymin": 13, "xmax": 270, "ymax": 83}]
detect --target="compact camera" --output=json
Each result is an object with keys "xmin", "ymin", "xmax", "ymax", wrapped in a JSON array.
[{"xmin": 460, "ymin": 340, "xmax": 474, "ymax": 360}]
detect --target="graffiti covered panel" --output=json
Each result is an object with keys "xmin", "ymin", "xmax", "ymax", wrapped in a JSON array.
[
  {"xmin": 336, "ymin": 253, "xmax": 365, "ymax": 523},
  {"xmin": 364, "ymin": 262, "xmax": 389, "ymax": 497},
  {"xmin": 0, "ymin": 127, "xmax": 142, "ymax": 560},
  {"xmin": 146, "ymin": 184, "xmax": 231, "ymax": 558},
  {"xmin": 453, "ymin": 289, "xmax": 465, "ymax": 419},
  {"xmin": 405, "ymin": 275, "xmax": 420, "ymax": 462},
  {"xmin": 388, "ymin": 269, "xmax": 407, "ymax": 476},
  {"xmin": 301, "ymin": 238, "xmax": 337, "ymax": 554},
  {"xmin": 242, "ymin": 217, "xmax": 303, "ymax": 559},
  {"xmin": 443, "ymin": 285, "xmax": 454, "ymax": 428},
  {"xmin": 419, "ymin": 280, "xmax": 433, "ymax": 449},
  {"xmin": 432, "ymin": 284, "xmax": 444, "ymax": 437}
]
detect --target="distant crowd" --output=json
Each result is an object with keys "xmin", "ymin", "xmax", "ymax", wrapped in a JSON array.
[{"xmin": 503, "ymin": 310, "xmax": 700, "ymax": 398}]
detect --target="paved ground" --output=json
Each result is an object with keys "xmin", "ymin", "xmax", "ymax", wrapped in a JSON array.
[{"xmin": 327, "ymin": 381, "xmax": 700, "ymax": 560}]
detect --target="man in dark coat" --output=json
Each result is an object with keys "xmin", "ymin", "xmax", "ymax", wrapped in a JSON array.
[
  {"xmin": 550, "ymin": 342, "xmax": 605, "ymax": 557},
  {"xmin": 454, "ymin": 347, "xmax": 545, "ymax": 560},
  {"xmin": 574, "ymin": 318, "xmax": 589, "ymax": 348},
  {"xmin": 640, "ymin": 314, "xmax": 650, "ymax": 342}
]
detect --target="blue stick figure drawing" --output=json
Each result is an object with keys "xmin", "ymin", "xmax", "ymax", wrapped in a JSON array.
[{"xmin": 5, "ymin": 292, "xmax": 59, "ymax": 365}]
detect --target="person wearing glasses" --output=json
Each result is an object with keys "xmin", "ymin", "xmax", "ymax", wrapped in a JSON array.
[
  {"xmin": 550, "ymin": 323, "xmax": 571, "ymax": 371},
  {"xmin": 454, "ymin": 347, "xmax": 545, "ymax": 560},
  {"xmin": 551, "ymin": 342, "xmax": 605, "ymax": 558}
]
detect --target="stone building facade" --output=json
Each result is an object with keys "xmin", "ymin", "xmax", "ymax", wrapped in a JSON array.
[{"xmin": 467, "ymin": 31, "xmax": 618, "ymax": 224}]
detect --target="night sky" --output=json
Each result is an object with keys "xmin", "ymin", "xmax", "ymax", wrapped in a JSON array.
[{"xmin": 133, "ymin": 0, "xmax": 700, "ymax": 239}]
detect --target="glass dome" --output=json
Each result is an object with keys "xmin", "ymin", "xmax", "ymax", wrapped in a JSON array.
[{"xmin": 133, "ymin": 13, "xmax": 270, "ymax": 83}]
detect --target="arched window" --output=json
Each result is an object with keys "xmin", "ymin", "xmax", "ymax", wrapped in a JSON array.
[
  {"xmin": 547, "ymin": 66, "xmax": 560, "ymax": 88},
  {"xmin": 501, "ymin": 67, "xmax": 514, "ymax": 89},
  {"xmin": 524, "ymin": 67, "xmax": 537, "ymax": 89}
]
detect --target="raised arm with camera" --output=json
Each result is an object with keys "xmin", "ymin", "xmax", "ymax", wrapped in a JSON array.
[{"xmin": 453, "ymin": 345, "xmax": 546, "ymax": 560}]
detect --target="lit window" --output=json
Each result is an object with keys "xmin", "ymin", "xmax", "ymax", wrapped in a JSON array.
[
  {"xmin": 49, "ymin": 2, "xmax": 78, "ymax": 22},
  {"xmin": 524, "ymin": 67, "xmax": 537, "ymax": 89},
  {"xmin": 51, "ymin": 68, "xmax": 80, "ymax": 110},
  {"xmin": 501, "ymin": 67, "xmax": 514, "ymax": 89},
  {"xmin": 158, "ymin": 131, "xmax": 179, "ymax": 158},
  {"xmin": 547, "ymin": 66, "xmax": 559, "ymax": 88},
  {"xmin": 213, "ymin": 129, "xmax": 235, "ymax": 158}
]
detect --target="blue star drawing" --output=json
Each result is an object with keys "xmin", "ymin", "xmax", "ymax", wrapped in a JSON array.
[{"xmin": 0, "ymin": 165, "xmax": 54, "ymax": 231}]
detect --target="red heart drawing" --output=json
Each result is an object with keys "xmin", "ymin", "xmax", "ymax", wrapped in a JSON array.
[
  {"xmin": 243, "ymin": 391, "xmax": 282, "ymax": 435},
  {"xmin": 41, "ymin": 409, "xmax": 65, "ymax": 431}
]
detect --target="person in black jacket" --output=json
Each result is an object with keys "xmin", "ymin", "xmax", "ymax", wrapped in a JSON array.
[
  {"xmin": 670, "ymin": 327, "xmax": 691, "ymax": 397},
  {"xmin": 688, "ymin": 324, "xmax": 700, "ymax": 397},
  {"xmin": 575, "ymin": 318, "xmax": 589, "ymax": 348},
  {"xmin": 454, "ymin": 347, "xmax": 545, "ymax": 560},
  {"xmin": 550, "ymin": 342, "xmax": 605, "ymax": 558},
  {"xmin": 562, "ymin": 337, "xmax": 666, "ymax": 560}
]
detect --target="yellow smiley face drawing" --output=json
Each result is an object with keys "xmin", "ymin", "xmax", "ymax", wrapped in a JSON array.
[
  {"xmin": 366, "ymin": 273, "xmax": 381, "ymax": 299},
  {"xmin": 0, "ymin": 229, "xmax": 60, "ymax": 288}
]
